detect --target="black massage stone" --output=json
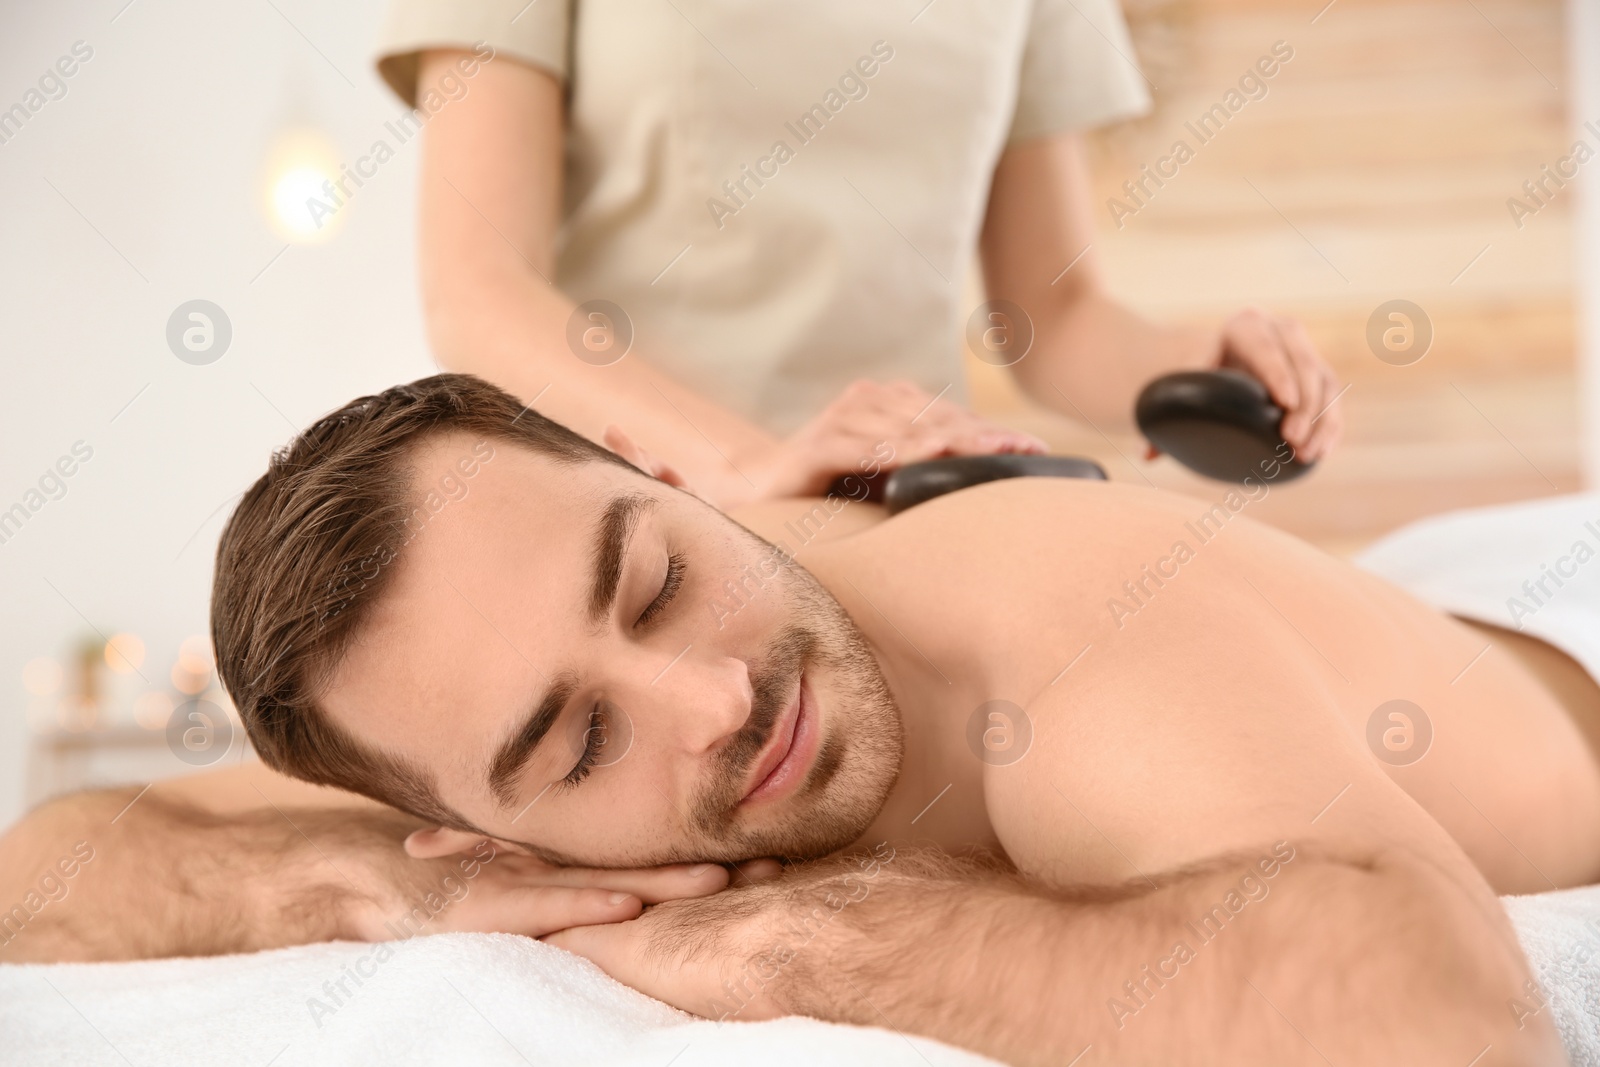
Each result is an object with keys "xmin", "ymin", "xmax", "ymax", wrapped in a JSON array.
[
  {"xmin": 828, "ymin": 454, "xmax": 1107, "ymax": 515},
  {"xmin": 1134, "ymin": 369, "xmax": 1314, "ymax": 484}
]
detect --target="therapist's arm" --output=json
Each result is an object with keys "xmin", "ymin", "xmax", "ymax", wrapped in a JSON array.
[
  {"xmin": 415, "ymin": 52, "xmax": 771, "ymax": 507},
  {"xmin": 415, "ymin": 52, "xmax": 1043, "ymax": 508},
  {"xmin": 978, "ymin": 132, "xmax": 1344, "ymax": 461}
]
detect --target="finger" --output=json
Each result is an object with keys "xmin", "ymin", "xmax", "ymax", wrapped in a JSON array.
[
  {"xmin": 980, "ymin": 429, "xmax": 1049, "ymax": 454},
  {"xmin": 448, "ymin": 885, "xmax": 644, "ymax": 938},
  {"xmin": 892, "ymin": 407, "xmax": 1046, "ymax": 457},
  {"xmin": 868, "ymin": 388, "xmax": 1044, "ymax": 456},
  {"xmin": 542, "ymin": 918, "xmax": 655, "ymax": 981},
  {"xmin": 839, "ymin": 380, "xmax": 929, "ymax": 422},
  {"xmin": 1272, "ymin": 318, "xmax": 1326, "ymax": 450},
  {"xmin": 730, "ymin": 859, "xmax": 784, "ymax": 886},
  {"xmin": 891, "ymin": 432, "xmax": 961, "ymax": 464},
  {"xmin": 913, "ymin": 426, "xmax": 1041, "ymax": 460},
  {"xmin": 543, "ymin": 918, "xmax": 637, "ymax": 972},
  {"xmin": 886, "ymin": 378, "xmax": 932, "ymax": 403},
  {"xmin": 1224, "ymin": 311, "xmax": 1300, "ymax": 412},
  {"xmin": 1304, "ymin": 369, "xmax": 1345, "ymax": 460},
  {"xmin": 530, "ymin": 862, "xmax": 729, "ymax": 903},
  {"xmin": 548, "ymin": 919, "xmax": 764, "ymax": 1020},
  {"xmin": 912, "ymin": 399, "xmax": 1048, "ymax": 454}
]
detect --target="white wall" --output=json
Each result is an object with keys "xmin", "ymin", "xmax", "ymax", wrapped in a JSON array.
[{"xmin": 0, "ymin": 0, "xmax": 437, "ymax": 826}]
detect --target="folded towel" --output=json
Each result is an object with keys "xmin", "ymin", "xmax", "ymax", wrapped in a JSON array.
[
  {"xmin": 1505, "ymin": 885, "xmax": 1600, "ymax": 1064},
  {"xmin": 0, "ymin": 932, "xmax": 1002, "ymax": 1066}
]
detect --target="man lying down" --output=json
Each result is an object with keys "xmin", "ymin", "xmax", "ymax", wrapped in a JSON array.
[{"xmin": 4, "ymin": 374, "xmax": 1597, "ymax": 1066}]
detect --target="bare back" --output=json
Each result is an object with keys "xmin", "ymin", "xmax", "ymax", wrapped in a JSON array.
[{"xmin": 767, "ymin": 480, "xmax": 1600, "ymax": 895}]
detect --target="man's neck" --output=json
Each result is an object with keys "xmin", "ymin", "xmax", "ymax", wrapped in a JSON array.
[{"xmin": 805, "ymin": 542, "xmax": 1001, "ymax": 856}]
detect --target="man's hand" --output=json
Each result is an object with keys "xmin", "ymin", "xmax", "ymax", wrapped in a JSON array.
[
  {"xmin": 546, "ymin": 844, "xmax": 899, "ymax": 1024},
  {"xmin": 1213, "ymin": 306, "xmax": 1343, "ymax": 462},
  {"xmin": 544, "ymin": 880, "xmax": 787, "ymax": 1023},
  {"xmin": 745, "ymin": 380, "xmax": 1046, "ymax": 501},
  {"xmin": 341, "ymin": 833, "xmax": 741, "ymax": 942}
]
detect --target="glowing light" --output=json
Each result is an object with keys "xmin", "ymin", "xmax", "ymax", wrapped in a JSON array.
[
  {"xmin": 135, "ymin": 690, "xmax": 174, "ymax": 730},
  {"xmin": 178, "ymin": 634, "xmax": 213, "ymax": 674},
  {"xmin": 262, "ymin": 127, "xmax": 343, "ymax": 243},
  {"xmin": 171, "ymin": 662, "xmax": 208, "ymax": 695},
  {"xmin": 22, "ymin": 657, "xmax": 62, "ymax": 696},
  {"xmin": 272, "ymin": 166, "xmax": 337, "ymax": 238},
  {"xmin": 104, "ymin": 632, "xmax": 145, "ymax": 674}
]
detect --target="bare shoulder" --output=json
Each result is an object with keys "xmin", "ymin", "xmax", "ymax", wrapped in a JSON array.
[
  {"xmin": 852, "ymin": 480, "xmax": 1463, "ymax": 885},
  {"xmin": 150, "ymin": 758, "xmax": 385, "ymax": 816},
  {"xmin": 836, "ymin": 476, "xmax": 1311, "ymax": 598},
  {"xmin": 725, "ymin": 495, "xmax": 888, "ymax": 550}
]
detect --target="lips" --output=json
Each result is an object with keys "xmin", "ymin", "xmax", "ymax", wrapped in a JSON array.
[{"xmin": 739, "ymin": 670, "xmax": 817, "ymax": 806}]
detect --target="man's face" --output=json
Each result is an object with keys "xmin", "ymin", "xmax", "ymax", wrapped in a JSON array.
[{"xmin": 321, "ymin": 433, "xmax": 904, "ymax": 867}]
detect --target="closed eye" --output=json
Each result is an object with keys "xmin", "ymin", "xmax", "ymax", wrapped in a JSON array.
[
  {"xmin": 561, "ymin": 703, "xmax": 606, "ymax": 790},
  {"xmin": 637, "ymin": 552, "xmax": 686, "ymax": 627}
]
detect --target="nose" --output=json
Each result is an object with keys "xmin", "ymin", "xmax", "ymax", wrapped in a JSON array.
[{"xmin": 631, "ymin": 648, "xmax": 753, "ymax": 756}]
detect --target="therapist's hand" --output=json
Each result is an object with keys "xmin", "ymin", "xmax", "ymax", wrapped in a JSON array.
[
  {"xmin": 1211, "ymin": 307, "xmax": 1344, "ymax": 462},
  {"xmin": 747, "ymin": 379, "xmax": 1048, "ymax": 501}
]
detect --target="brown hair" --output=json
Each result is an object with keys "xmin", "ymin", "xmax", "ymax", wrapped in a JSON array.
[{"xmin": 210, "ymin": 373, "xmax": 634, "ymax": 827}]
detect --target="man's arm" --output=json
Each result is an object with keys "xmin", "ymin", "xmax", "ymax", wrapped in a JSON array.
[
  {"xmin": 0, "ymin": 782, "xmax": 386, "ymax": 962},
  {"xmin": 978, "ymin": 132, "xmax": 1344, "ymax": 461},
  {"xmin": 550, "ymin": 840, "xmax": 1562, "ymax": 1066},
  {"xmin": 0, "ymin": 764, "xmax": 728, "ymax": 963}
]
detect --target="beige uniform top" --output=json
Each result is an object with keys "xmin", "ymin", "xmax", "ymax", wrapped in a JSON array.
[{"xmin": 377, "ymin": 0, "xmax": 1149, "ymax": 434}]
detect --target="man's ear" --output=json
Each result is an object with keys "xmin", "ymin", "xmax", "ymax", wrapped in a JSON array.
[
  {"xmin": 601, "ymin": 425, "xmax": 696, "ymax": 494},
  {"xmin": 404, "ymin": 827, "xmax": 502, "ymax": 859}
]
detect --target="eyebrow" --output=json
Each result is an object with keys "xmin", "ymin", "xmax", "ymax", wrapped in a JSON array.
[
  {"xmin": 483, "ymin": 492, "xmax": 656, "ymax": 809},
  {"xmin": 587, "ymin": 492, "xmax": 657, "ymax": 626},
  {"xmin": 487, "ymin": 672, "xmax": 576, "ymax": 808}
]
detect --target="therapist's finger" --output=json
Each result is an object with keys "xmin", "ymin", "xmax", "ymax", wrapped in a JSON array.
[
  {"xmin": 1304, "ymin": 366, "xmax": 1345, "ymax": 460},
  {"xmin": 893, "ymin": 428, "xmax": 1016, "ymax": 464},
  {"xmin": 1273, "ymin": 317, "xmax": 1326, "ymax": 453},
  {"xmin": 839, "ymin": 383, "xmax": 1044, "ymax": 454},
  {"xmin": 901, "ymin": 405, "xmax": 1047, "ymax": 454},
  {"xmin": 1224, "ymin": 309, "xmax": 1300, "ymax": 413}
]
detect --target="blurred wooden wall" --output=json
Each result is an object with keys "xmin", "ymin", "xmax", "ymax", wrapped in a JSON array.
[{"xmin": 967, "ymin": 0, "xmax": 1577, "ymax": 555}]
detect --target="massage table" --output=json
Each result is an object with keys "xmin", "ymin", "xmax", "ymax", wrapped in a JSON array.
[{"xmin": 8, "ymin": 491, "xmax": 1600, "ymax": 1066}]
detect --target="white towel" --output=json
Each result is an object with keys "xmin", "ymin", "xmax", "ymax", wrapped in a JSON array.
[
  {"xmin": 1505, "ymin": 886, "xmax": 1600, "ymax": 1064},
  {"xmin": 1358, "ymin": 491, "xmax": 1600, "ymax": 1061},
  {"xmin": 1354, "ymin": 491, "xmax": 1600, "ymax": 682},
  {"xmin": 0, "ymin": 932, "xmax": 1002, "ymax": 1066}
]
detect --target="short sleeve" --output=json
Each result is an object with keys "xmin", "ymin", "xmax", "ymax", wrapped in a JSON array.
[
  {"xmin": 375, "ymin": 0, "xmax": 573, "ymax": 108},
  {"xmin": 1006, "ymin": 0, "xmax": 1152, "ymax": 144}
]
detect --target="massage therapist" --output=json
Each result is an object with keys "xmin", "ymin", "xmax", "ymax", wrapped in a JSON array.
[{"xmin": 374, "ymin": 0, "xmax": 1342, "ymax": 508}]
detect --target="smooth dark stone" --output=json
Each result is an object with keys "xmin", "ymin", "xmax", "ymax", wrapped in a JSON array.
[
  {"xmin": 1135, "ymin": 369, "xmax": 1314, "ymax": 484},
  {"xmin": 825, "ymin": 454, "xmax": 1108, "ymax": 515}
]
